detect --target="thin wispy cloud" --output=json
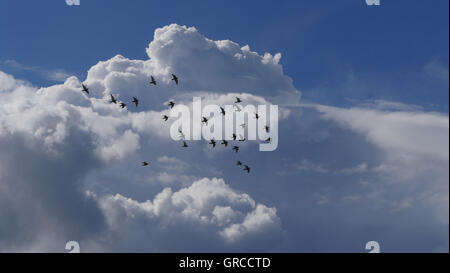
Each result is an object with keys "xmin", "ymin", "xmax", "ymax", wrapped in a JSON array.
[
  {"xmin": 1, "ymin": 59, "xmax": 73, "ymax": 82},
  {"xmin": 425, "ymin": 60, "xmax": 449, "ymax": 82}
]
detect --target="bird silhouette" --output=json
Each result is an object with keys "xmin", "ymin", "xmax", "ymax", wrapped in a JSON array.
[
  {"xmin": 232, "ymin": 146, "xmax": 239, "ymax": 153},
  {"xmin": 182, "ymin": 141, "xmax": 188, "ymax": 147},
  {"xmin": 132, "ymin": 97, "xmax": 139, "ymax": 107},
  {"xmin": 162, "ymin": 115, "xmax": 169, "ymax": 121},
  {"xmin": 201, "ymin": 117, "xmax": 208, "ymax": 125},
  {"xmin": 209, "ymin": 139, "xmax": 217, "ymax": 148},
  {"xmin": 236, "ymin": 161, "xmax": 243, "ymax": 166},
  {"xmin": 171, "ymin": 74, "xmax": 178, "ymax": 85},
  {"xmin": 235, "ymin": 97, "xmax": 242, "ymax": 103},
  {"xmin": 142, "ymin": 161, "xmax": 149, "ymax": 166},
  {"xmin": 232, "ymin": 133, "xmax": 237, "ymax": 141},
  {"xmin": 150, "ymin": 75, "xmax": 157, "ymax": 85},
  {"xmin": 81, "ymin": 84, "xmax": 89, "ymax": 95},
  {"xmin": 243, "ymin": 165, "xmax": 250, "ymax": 173},
  {"xmin": 266, "ymin": 137, "xmax": 272, "ymax": 143},
  {"xmin": 110, "ymin": 94, "xmax": 117, "ymax": 104},
  {"xmin": 178, "ymin": 129, "xmax": 185, "ymax": 140},
  {"xmin": 238, "ymin": 134, "xmax": 246, "ymax": 142},
  {"xmin": 221, "ymin": 140, "xmax": 228, "ymax": 147},
  {"xmin": 220, "ymin": 107, "xmax": 225, "ymax": 116},
  {"xmin": 120, "ymin": 102, "xmax": 126, "ymax": 109},
  {"xmin": 264, "ymin": 125, "xmax": 270, "ymax": 133},
  {"xmin": 168, "ymin": 101, "xmax": 175, "ymax": 109},
  {"xmin": 254, "ymin": 113, "xmax": 259, "ymax": 119}
]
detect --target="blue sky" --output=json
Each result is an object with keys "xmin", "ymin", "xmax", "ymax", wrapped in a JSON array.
[
  {"xmin": 1, "ymin": 0, "xmax": 448, "ymax": 110},
  {"xmin": 0, "ymin": 1, "xmax": 448, "ymax": 253}
]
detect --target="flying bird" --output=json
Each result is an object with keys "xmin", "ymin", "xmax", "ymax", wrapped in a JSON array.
[
  {"xmin": 182, "ymin": 141, "xmax": 188, "ymax": 147},
  {"xmin": 238, "ymin": 134, "xmax": 246, "ymax": 142},
  {"xmin": 264, "ymin": 125, "xmax": 270, "ymax": 133},
  {"xmin": 119, "ymin": 102, "xmax": 126, "ymax": 109},
  {"xmin": 110, "ymin": 94, "xmax": 117, "ymax": 104},
  {"xmin": 171, "ymin": 74, "xmax": 178, "ymax": 85},
  {"xmin": 168, "ymin": 101, "xmax": 175, "ymax": 109},
  {"xmin": 235, "ymin": 97, "xmax": 242, "ymax": 103},
  {"xmin": 149, "ymin": 75, "xmax": 157, "ymax": 85},
  {"xmin": 234, "ymin": 105, "xmax": 242, "ymax": 112},
  {"xmin": 178, "ymin": 129, "xmax": 185, "ymax": 140},
  {"xmin": 81, "ymin": 84, "xmax": 89, "ymax": 95},
  {"xmin": 243, "ymin": 165, "xmax": 250, "ymax": 173},
  {"xmin": 232, "ymin": 133, "xmax": 237, "ymax": 141},
  {"xmin": 266, "ymin": 137, "xmax": 272, "ymax": 143},
  {"xmin": 232, "ymin": 146, "xmax": 239, "ymax": 153},
  {"xmin": 132, "ymin": 97, "xmax": 139, "ymax": 107},
  {"xmin": 236, "ymin": 161, "xmax": 243, "ymax": 166},
  {"xmin": 254, "ymin": 113, "xmax": 259, "ymax": 119},
  {"xmin": 141, "ymin": 161, "xmax": 149, "ymax": 166},
  {"xmin": 209, "ymin": 139, "xmax": 217, "ymax": 148},
  {"xmin": 221, "ymin": 140, "xmax": 228, "ymax": 147},
  {"xmin": 201, "ymin": 117, "xmax": 209, "ymax": 125},
  {"xmin": 240, "ymin": 123, "xmax": 246, "ymax": 129},
  {"xmin": 220, "ymin": 107, "xmax": 225, "ymax": 116},
  {"xmin": 162, "ymin": 115, "xmax": 169, "ymax": 121}
]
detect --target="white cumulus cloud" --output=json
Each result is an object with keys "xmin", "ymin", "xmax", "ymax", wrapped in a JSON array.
[{"xmin": 0, "ymin": 24, "xmax": 292, "ymax": 252}]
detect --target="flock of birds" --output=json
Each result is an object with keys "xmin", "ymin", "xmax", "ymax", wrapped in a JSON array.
[{"xmin": 81, "ymin": 73, "xmax": 271, "ymax": 174}]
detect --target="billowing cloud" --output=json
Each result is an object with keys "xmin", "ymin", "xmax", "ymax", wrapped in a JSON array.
[
  {"xmin": 0, "ymin": 23, "xmax": 447, "ymax": 253},
  {"xmin": 98, "ymin": 178, "xmax": 281, "ymax": 251},
  {"xmin": 0, "ymin": 24, "xmax": 292, "ymax": 252}
]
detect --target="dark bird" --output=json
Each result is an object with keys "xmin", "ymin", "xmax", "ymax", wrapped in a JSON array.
[
  {"xmin": 264, "ymin": 125, "xmax": 270, "ymax": 133},
  {"xmin": 141, "ymin": 161, "xmax": 149, "ymax": 166},
  {"xmin": 220, "ymin": 107, "xmax": 225, "ymax": 116},
  {"xmin": 221, "ymin": 140, "xmax": 228, "ymax": 147},
  {"xmin": 110, "ymin": 94, "xmax": 117, "ymax": 104},
  {"xmin": 149, "ymin": 75, "xmax": 157, "ymax": 85},
  {"xmin": 171, "ymin": 74, "xmax": 178, "ymax": 85},
  {"xmin": 232, "ymin": 146, "xmax": 239, "ymax": 153},
  {"xmin": 132, "ymin": 97, "xmax": 139, "ymax": 107},
  {"xmin": 236, "ymin": 161, "xmax": 243, "ymax": 166},
  {"xmin": 243, "ymin": 165, "xmax": 250, "ymax": 173},
  {"xmin": 182, "ymin": 141, "xmax": 188, "ymax": 147},
  {"xmin": 238, "ymin": 135, "xmax": 246, "ymax": 142},
  {"xmin": 178, "ymin": 129, "xmax": 185, "ymax": 140},
  {"xmin": 232, "ymin": 133, "xmax": 237, "ymax": 141},
  {"xmin": 162, "ymin": 115, "xmax": 169, "ymax": 121},
  {"xmin": 201, "ymin": 117, "xmax": 209, "ymax": 125},
  {"xmin": 209, "ymin": 139, "xmax": 217, "ymax": 148},
  {"xmin": 120, "ymin": 102, "xmax": 127, "ymax": 109},
  {"xmin": 266, "ymin": 137, "xmax": 272, "ymax": 143},
  {"xmin": 235, "ymin": 97, "xmax": 242, "ymax": 103},
  {"xmin": 168, "ymin": 101, "xmax": 175, "ymax": 109},
  {"xmin": 254, "ymin": 113, "xmax": 259, "ymax": 119},
  {"xmin": 81, "ymin": 84, "xmax": 89, "ymax": 95}
]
